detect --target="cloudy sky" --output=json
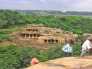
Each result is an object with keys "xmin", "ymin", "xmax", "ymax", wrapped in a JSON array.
[{"xmin": 0, "ymin": 0, "xmax": 92, "ymax": 11}]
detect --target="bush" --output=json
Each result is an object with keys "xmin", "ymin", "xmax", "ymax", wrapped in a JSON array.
[
  {"xmin": 48, "ymin": 45, "xmax": 64, "ymax": 60},
  {"xmin": 0, "ymin": 43, "xmax": 82, "ymax": 69},
  {"xmin": 47, "ymin": 43, "xmax": 81, "ymax": 60},
  {"xmin": 0, "ymin": 45, "xmax": 37, "ymax": 69},
  {"xmin": 0, "ymin": 32, "xmax": 10, "ymax": 41},
  {"xmin": 73, "ymin": 43, "xmax": 81, "ymax": 56}
]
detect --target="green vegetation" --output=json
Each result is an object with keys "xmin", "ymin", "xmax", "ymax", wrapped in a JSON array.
[
  {"xmin": 0, "ymin": 45, "xmax": 48, "ymax": 69},
  {"xmin": 0, "ymin": 32, "xmax": 11, "ymax": 41},
  {"xmin": 48, "ymin": 43, "xmax": 81, "ymax": 60},
  {"xmin": 0, "ymin": 10, "xmax": 92, "ymax": 34},
  {"xmin": 0, "ymin": 44, "xmax": 81, "ymax": 69},
  {"xmin": 0, "ymin": 10, "xmax": 91, "ymax": 69}
]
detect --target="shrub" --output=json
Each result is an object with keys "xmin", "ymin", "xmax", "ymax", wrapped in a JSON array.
[
  {"xmin": 73, "ymin": 43, "xmax": 81, "ymax": 56},
  {"xmin": 0, "ymin": 43, "xmax": 82, "ymax": 69},
  {"xmin": 0, "ymin": 45, "xmax": 38, "ymax": 69},
  {"xmin": 48, "ymin": 45, "xmax": 64, "ymax": 60},
  {"xmin": 0, "ymin": 32, "xmax": 10, "ymax": 41}
]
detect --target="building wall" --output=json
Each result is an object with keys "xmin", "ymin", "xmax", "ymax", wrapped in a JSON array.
[{"xmin": 14, "ymin": 25, "xmax": 76, "ymax": 48}]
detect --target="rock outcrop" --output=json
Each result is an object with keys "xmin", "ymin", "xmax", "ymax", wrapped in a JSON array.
[
  {"xmin": 25, "ymin": 56, "xmax": 92, "ymax": 69},
  {"xmin": 12, "ymin": 24, "xmax": 77, "ymax": 49}
]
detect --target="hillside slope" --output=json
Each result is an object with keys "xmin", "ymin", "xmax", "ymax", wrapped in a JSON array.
[{"xmin": 0, "ymin": 10, "xmax": 92, "ymax": 34}]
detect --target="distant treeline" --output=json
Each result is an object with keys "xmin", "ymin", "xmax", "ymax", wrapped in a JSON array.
[
  {"xmin": 0, "ymin": 10, "xmax": 92, "ymax": 34},
  {"xmin": 18, "ymin": 10, "xmax": 92, "ymax": 16}
]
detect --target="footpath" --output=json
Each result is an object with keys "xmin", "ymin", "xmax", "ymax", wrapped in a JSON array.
[{"xmin": 25, "ymin": 56, "xmax": 92, "ymax": 69}]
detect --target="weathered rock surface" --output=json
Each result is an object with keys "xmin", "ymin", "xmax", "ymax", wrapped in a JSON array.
[{"xmin": 25, "ymin": 56, "xmax": 92, "ymax": 69}]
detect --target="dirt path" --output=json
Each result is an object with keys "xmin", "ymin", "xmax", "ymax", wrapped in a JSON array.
[{"xmin": 25, "ymin": 56, "xmax": 92, "ymax": 69}]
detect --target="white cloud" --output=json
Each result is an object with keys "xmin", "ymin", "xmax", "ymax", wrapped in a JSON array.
[
  {"xmin": 39, "ymin": 0, "xmax": 46, "ymax": 3},
  {"xmin": 0, "ymin": 0, "xmax": 92, "ymax": 11},
  {"xmin": 72, "ymin": 0, "xmax": 92, "ymax": 11}
]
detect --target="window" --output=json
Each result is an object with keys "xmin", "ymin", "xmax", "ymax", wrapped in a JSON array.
[
  {"xmin": 44, "ymin": 40, "xmax": 47, "ymax": 43},
  {"xmin": 48, "ymin": 39, "xmax": 54, "ymax": 44},
  {"xmin": 26, "ymin": 34, "xmax": 29, "ymax": 38},
  {"xmin": 20, "ymin": 33, "xmax": 26, "ymax": 37},
  {"xmin": 55, "ymin": 40, "xmax": 58, "ymax": 43},
  {"xmin": 33, "ymin": 34, "xmax": 36, "ymax": 37},
  {"xmin": 29, "ymin": 34, "xmax": 32, "ymax": 37},
  {"xmin": 32, "ymin": 29, "xmax": 38, "ymax": 32},
  {"xmin": 26, "ymin": 29, "xmax": 31, "ymax": 31},
  {"xmin": 43, "ymin": 39, "xmax": 59, "ymax": 44}
]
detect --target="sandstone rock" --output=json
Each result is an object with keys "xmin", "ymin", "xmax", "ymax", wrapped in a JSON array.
[{"xmin": 25, "ymin": 56, "xmax": 92, "ymax": 69}]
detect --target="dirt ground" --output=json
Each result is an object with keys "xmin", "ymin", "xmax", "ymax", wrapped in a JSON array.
[
  {"xmin": 0, "ymin": 41, "xmax": 16, "ymax": 46},
  {"xmin": 25, "ymin": 56, "xmax": 92, "ymax": 69}
]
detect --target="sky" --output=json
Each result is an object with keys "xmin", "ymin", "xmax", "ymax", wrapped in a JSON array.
[{"xmin": 0, "ymin": 0, "xmax": 92, "ymax": 11}]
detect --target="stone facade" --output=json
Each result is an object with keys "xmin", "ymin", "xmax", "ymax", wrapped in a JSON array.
[{"xmin": 13, "ymin": 24, "xmax": 76, "ymax": 49}]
